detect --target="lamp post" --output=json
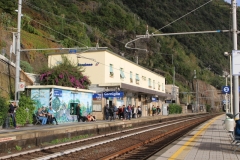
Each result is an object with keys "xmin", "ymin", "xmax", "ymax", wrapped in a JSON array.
[
  {"xmin": 194, "ymin": 70, "xmax": 198, "ymax": 112},
  {"xmin": 232, "ymin": 0, "xmax": 239, "ymax": 119},
  {"xmin": 224, "ymin": 52, "xmax": 233, "ymax": 114},
  {"xmin": 15, "ymin": 0, "xmax": 22, "ymax": 104}
]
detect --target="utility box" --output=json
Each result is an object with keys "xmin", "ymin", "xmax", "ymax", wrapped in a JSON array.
[{"xmin": 162, "ymin": 103, "xmax": 169, "ymax": 116}]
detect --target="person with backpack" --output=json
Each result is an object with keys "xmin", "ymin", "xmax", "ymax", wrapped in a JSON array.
[
  {"xmin": 8, "ymin": 101, "xmax": 19, "ymax": 129},
  {"xmin": 105, "ymin": 104, "xmax": 110, "ymax": 120},
  {"xmin": 108, "ymin": 105, "xmax": 114, "ymax": 121},
  {"xmin": 152, "ymin": 105, "xmax": 157, "ymax": 116},
  {"xmin": 127, "ymin": 104, "xmax": 132, "ymax": 120},
  {"xmin": 113, "ymin": 104, "xmax": 118, "ymax": 120},
  {"xmin": 137, "ymin": 106, "xmax": 142, "ymax": 118}
]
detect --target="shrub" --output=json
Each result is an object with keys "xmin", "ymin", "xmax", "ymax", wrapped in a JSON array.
[
  {"xmin": 0, "ymin": 95, "xmax": 8, "ymax": 127},
  {"xmin": 206, "ymin": 104, "xmax": 211, "ymax": 112},
  {"xmin": 169, "ymin": 103, "xmax": 182, "ymax": 114},
  {"xmin": 20, "ymin": 60, "xmax": 33, "ymax": 73},
  {"xmin": 15, "ymin": 94, "xmax": 35, "ymax": 125}
]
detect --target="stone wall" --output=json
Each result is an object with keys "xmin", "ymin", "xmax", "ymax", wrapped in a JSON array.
[{"xmin": 0, "ymin": 55, "xmax": 33, "ymax": 99}]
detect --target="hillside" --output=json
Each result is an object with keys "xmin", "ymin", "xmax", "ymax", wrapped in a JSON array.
[{"xmin": 0, "ymin": 0, "xmax": 238, "ymax": 93}]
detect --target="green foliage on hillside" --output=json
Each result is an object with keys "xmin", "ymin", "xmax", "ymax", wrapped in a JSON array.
[
  {"xmin": 20, "ymin": 60, "xmax": 33, "ymax": 73},
  {"xmin": 0, "ymin": 0, "xmax": 235, "ymax": 91}
]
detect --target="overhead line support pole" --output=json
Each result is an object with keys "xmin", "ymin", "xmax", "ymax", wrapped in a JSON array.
[{"xmin": 232, "ymin": 0, "xmax": 239, "ymax": 118}]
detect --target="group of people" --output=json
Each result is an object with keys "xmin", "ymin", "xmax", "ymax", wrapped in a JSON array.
[
  {"xmin": 76, "ymin": 104, "xmax": 96, "ymax": 122},
  {"xmin": 152, "ymin": 105, "xmax": 161, "ymax": 116},
  {"xmin": 36, "ymin": 106, "xmax": 58, "ymax": 125},
  {"xmin": 105, "ymin": 104, "xmax": 142, "ymax": 121}
]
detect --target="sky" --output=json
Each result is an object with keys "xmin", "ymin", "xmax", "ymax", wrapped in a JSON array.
[{"xmin": 225, "ymin": 0, "xmax": 240, "ymax": 6}]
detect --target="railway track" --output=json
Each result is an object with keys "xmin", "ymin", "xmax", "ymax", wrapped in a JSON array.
[{"xmin": 1, "ymin": 114, "xmax": 218, "ymax": 160}]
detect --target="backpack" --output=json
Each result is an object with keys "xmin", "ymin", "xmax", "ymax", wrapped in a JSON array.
[{"xmin": 108, "ymin": 107, "xmax": 113, "ymax": 114}]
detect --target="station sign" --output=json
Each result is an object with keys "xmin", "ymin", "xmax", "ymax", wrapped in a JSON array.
[
  {"xmin": 165, "ymin": 100, "xmax": 176, "ymax": 103},
  {"xmin": 103, "ymin": 91, "xmax": 124, "ymax": 98},
  {"xmin": 54, "ymin": 89, "xmax": 62, "ymax": 97},
  {"xmin": 93, "ymin": 93, "xmax": 102, "ymax": 101},
  {"xmin": 69, "ymin": 49, "xmax": 77, "ymax": 54},
  {"xmin": 151, "ymin": 97, "xmax": 159, "ymax": 102},
  {"xmin": 222, "ymin": 86, "xmax": 230, "ymax": 94},
  {"xmin": 232, "ymin": 50, "xmax": 240, "ymax": 75},
  {"xmin": 78, "ymin": 63, "xmax": 93, "ymax": 66},
  {"xmin": 165, "ymin": 100, "xmax": 172, "ymax": 103}
]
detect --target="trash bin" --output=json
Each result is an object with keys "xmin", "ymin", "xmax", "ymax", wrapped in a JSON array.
[
  {"xmin": 225, "ymin": 118, "xmax": 235, "ymax": 132},
  {"xmin": 225, "ymin": 113, "xmax": 238, "ymax": 132}
]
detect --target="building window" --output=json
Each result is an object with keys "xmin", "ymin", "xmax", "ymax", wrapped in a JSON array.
[
  {"xmin": 148, "ymin": 78, "xmax": 152, "ymax": 88},
  {"xmin": 130, "ymin": 71, "xmax": 133, "ymax": 82},
  {"xmin": 153, "ymin": 80, "xmax": 155, "ymax": 89},
  {"xmin": 120, "ymin": 68, "xmax": 125, "ymax": 79},
  {"xmin": 158, "ymin": 82, "xmax": 161, "ymax": 90},
  {"xmin": 110, "ymin": 64, "xmax": 114, "ymax": 77},
  {"xmin": 162, "ymin": 83, "xmax": 164, "ymax": 91},
  {"xmin": 136, "ymin": 74, "xmax": 139, "ymax": 84}
]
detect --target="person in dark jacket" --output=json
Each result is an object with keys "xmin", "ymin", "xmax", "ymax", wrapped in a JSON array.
[
  {"xmin": 8, "ymin": 101, "xmax": 18, "ymax": 129},
  {"xmin": 76, "ymin": 104, "xmax": 84, "ymax": 122}
]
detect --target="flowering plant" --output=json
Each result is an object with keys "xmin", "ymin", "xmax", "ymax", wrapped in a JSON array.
[{"xmin": 39, "ymin": 56, "xmax": 91, "ymax": 89}]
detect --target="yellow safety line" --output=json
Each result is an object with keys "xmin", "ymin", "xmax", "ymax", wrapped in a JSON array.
[{"xmin": 168, "ymin": 116, "xmax": 220, "ymax": 160}]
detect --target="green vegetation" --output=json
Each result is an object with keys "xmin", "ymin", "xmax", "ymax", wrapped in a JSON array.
[
  {"xmin": 39, "ymin": 56, "xmax": 91, "ymax": 89},
  {"xmin": 15, "ymin": 145, "xmax": 22, "ymax": 151},
  {"xmin": 206, "ymin": 104, "xmax": 211, "ymax": 112},
  {"xmin": 0, "ymin": 95, "xmax": 8, "ymax": 126},
  {"xmin": 49, "ymin": 134, "xmax": 93, "ymax": 145},
  {"xmin": 169, "ymin": 103, "xmax": 182, "ymax": 114},
  {"xmin": 0, "ymin": 0, "xmax": 237, "ymax": 95},
  {"xmin": 20, "ymin": 60, "xmax": 33, "ymax": 73},
  {"xmin": 15, "ymin": 94, "xmax": 35, "ymax": 125}
]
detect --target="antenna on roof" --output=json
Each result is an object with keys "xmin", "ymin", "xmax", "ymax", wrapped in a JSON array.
[{"xmin": 96, "ymin": 39, "xmax": 99, "ymax": 49}]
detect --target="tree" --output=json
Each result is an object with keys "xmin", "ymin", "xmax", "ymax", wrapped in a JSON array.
[{"xmin": 39, "ymin": 56, "xmax": 91, "ymax": 89}]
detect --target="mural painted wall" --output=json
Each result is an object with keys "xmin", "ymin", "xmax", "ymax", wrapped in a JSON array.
[
  {"xmin": 31, "ymin": 89, "xmax": 50, "ymax": 111},
  {"xmin": 52, "ymin": 89, "xmax": 93, "ymax": 123},
  {"xmin": 31, "ymin": 88, "xmax": 93, "ymax": 123}
]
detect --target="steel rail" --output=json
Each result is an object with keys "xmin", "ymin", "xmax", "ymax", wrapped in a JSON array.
[{"xmin": 32, "ymin": 115, "xmax": 209, "ymax": 160}]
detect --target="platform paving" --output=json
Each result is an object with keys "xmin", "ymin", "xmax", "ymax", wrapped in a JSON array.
[{"xmin": 149, "ymin": 115, "xmax": 240, "ymax": 160}]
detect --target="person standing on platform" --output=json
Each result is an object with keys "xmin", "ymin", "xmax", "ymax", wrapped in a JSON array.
[
  {"xmin": 8, "ymin": 101, "xmax": 18, "ymax": 129},
  {"xmin": 152, "ymin": 105, "xmax": 156, "ymax": 116},
  {"xmin": 112, "ymin": 103, "xmax": 118, "ymax": 120},
  {"xmin": 76, "ymin": 104, "xmax": 83, "ymax": 122},
  {"xmin": 127, "ymin": 104, "xmax": 132, "ymax": 120},
  {"xmin": 105, "ymin": 104, "xmax": 110, "ymax": 120},
  {"xmin": 48, "ymin": 107, "xmax": 58, "ymax": 125},
  {"xmin": 157, "ymin": 106, "xmax": 161, "ymax": 115},
  {"xmin": 133, "ymin": 105, "xmax": 138, "ymax": 118},
  {"xmin": 137, "ymin": 106, "xmax": 142, "ymax": 118},
  {"xmin": 108, "ymin": 105, "xmax": 114, "ymax": 121}
]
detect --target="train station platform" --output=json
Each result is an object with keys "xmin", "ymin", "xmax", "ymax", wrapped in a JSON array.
[
  {"xmin": 0, "ymin": 113, "xmax": 202, "ymax": 155},
  {"xmin": 149, "ymin": 114, "xmax": 240, "ymax": 160}
]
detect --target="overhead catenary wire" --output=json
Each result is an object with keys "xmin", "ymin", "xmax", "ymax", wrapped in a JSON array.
[
  {"xmin": 152, "ymin": 0, "xmax": 213, "ymax": 34},
  {"xmin": 125, "ymin": 0, "xmax": 213, "ymax": 51}
]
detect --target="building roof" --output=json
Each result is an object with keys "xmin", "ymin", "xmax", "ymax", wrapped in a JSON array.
[{"xmin": 48, "ymin": 49, "xmax": 165, "ymax": 79}]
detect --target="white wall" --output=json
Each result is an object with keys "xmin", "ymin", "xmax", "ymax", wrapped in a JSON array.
[{"xmin": 48, "ymin": 50, "xmax": 166, "ymax": 93}]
